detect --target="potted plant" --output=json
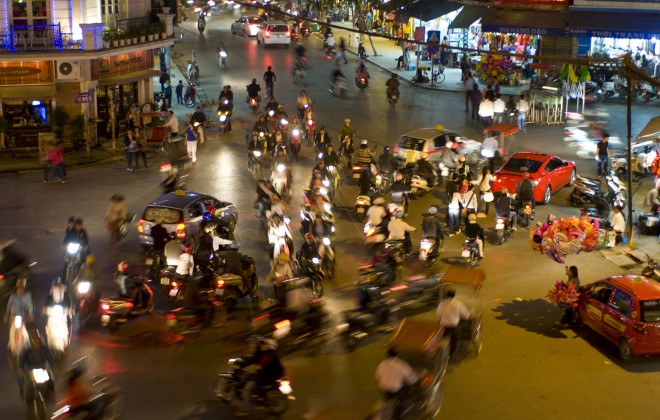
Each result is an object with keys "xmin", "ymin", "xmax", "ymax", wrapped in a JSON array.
[
  {"xmin": 138, "ymin": 25, "xmax": 147, "ymax": 43},
  {"xmin": 70, "ymin": 114, "xmax": 87, "ymax": 151},
  {"xmin": 118, "ymin": 32, "xmax": 126, "ymax": 47},
  {"xmin": 160, "ymin": 22, "xmax": 167, "ymax": 39},
  {"xmin": 102, "ymin": 30, "xmax": 112, "ymax": 48},
  {"xmin": 51, "ymin": 108, "xmax": 70, "ymax": 141},
  {"xmin": 129, "ymin": 27, "xmax": 138, "ymax": 44}
]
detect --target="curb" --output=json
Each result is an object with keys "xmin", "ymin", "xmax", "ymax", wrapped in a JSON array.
[{"xmin": 0, "ymin": 154, "xmax": 125, "ymax": 177}]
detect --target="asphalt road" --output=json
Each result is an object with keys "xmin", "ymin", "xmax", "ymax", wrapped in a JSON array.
[{"xmin": 1, "ymin": 7, "xmax": 659, "ymax": 420}]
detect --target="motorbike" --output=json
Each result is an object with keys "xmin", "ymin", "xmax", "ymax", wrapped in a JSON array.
[
  {"xmin": 355, "ymin": 194, "xmax": 371, "ymax": 222},
  {"xmin": 329, "ymin": 76, "xmax": 346, "ymax": 98},
  {"xmin": 248, "ymin": 149, "xmax": 263, "ymax": 176},
  {"xmin": 187, "ymin": 62, "xmax": 200, "ymax": 87},
  {"xmin": 638, "ymin": 211, "xmax": 660, "ymax": 236},
  {"xmin": 419, "ymin": 236, "xmax": 440, "ymax": 263},
  {"xmin": 336, "ymin": 291, "xmax": 401, "ymax": 350},
  {"xmin": 363, "ymin": 223, "xmax": 387, "ymax": 246},
  {"xmin": 9, "ymin": 314, "xmax": 29, "ymax": 358},
  {"xmin": 584, "ymin": 81, "xmax": 604, "ymax": 103},
  {"xmin": 99, "ymin": 285, "xmax": 154, "ymax": 331},
  {"xmin": 278, "ymin": 116, "xmax": 289, "ymax": 133},
  {"xmin": 388, "ymin": 190, "xmax": 409, "ymax": 217},
  {"xmin": 166, "ymin": 290, "xmax": 227, "ymax": 337},
  {"xmin": 144, "ymin": 249, "xmax": 164, "ymax": 282},
  {"xmin": 518, "ymin": 199, "xmax": 534, "ymax": 227},
  {"xmin": 298, "ymin": 256, "xmax": 325, "ymax": 297},
  {"xmin": 494, "ymin": 214, "xmax": 512, "ymax": 245},
  {"xmin": 642, "ymin": 256, "xmax": 660, "ymax": 281},
  {"xmin": 357, "ymin": 76, "xmax": 368, "ymax": 92},
  {"xmin": 602, "ymin": 75, "xmax": 627, "ymax": 99},
  {"xmin": 387, "ymin": 88, "xmax": 400, "ymax": 105},
  {"xmin": 198, "ymin": 15, "xmax": 207, "ymax": 34},
  {"xmin": 638, "ymin": 81, "xmax": 656, "ymax": 102},
  {"xmin": 45, "ymin": 303, "xmax": 71, "ymax": 357},
  {"xmin": 64, "ymin": 242, "xmax": 82, "ymax": 284},
  {"xmin": 51, "ymin": 376, "xmax": 124, "ymax": 419},
  {"xmin": 374, "ymin": 172, "xmax": 392, "ymax": 196},
  {"xmin": 271, "ymin": 163, "xmax": 289, "ymax": 197},
  {"xmin": 184, "ymin": 84, "xmax": 196, "ymax": 108},
  {"xmin": 410, "ymin": 172, "xmax": 436, "ymax": 198},
  {"xmin": 305, "ymin": 117, "xmax": 316, "ymax": 143},
  {"xmin": 289, "ymin": 128, "xmax": 302, "ymax": 161},
  {"xmin": 218, "ymin": 50, "xmax": 227, "ymax": 70},
  {"xmin": 214, "ymin": 358, "xmax": 293, "ymax": 416},
  {"xmin": 462, "ymin": 237, "xmax": 480, "ymax": 267},
  {"xmin": 22, "ymin": 364, "xmax": 55, "ymax": 420},
  {"xmin": 247, "ymin": 95, "xmax": 260, "ymax": 114},
  {"xmin": 217, "ymin": 101, "xmax": 232, "ymax": 135},
  {"xmin": 214, "ymin": 254, "xmax": 259, "ymax": 310},
  {"xmin": 358, "ymin": 42, "xmax": 368, "ymax": 59}
]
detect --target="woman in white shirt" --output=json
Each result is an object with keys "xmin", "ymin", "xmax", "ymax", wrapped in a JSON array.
[
  {"xmin": 472, "ymin": 167, "xmax": 494, "ymax": 217},
  {"xmin": 611, "ymin": 205, "xmax": 626, "ymax": 243},
  {"xmin": 461, "ymin": 184, "xmax": 479, "ymax": 225},
  {"xmin": 447, "ymin": 186, "xmax": 463, "ymax": 235}
]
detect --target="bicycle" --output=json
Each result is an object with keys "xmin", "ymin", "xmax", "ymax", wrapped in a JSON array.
[{"xmin": 432, "ymin": 67, "xmax": 446, "ymax": 85}]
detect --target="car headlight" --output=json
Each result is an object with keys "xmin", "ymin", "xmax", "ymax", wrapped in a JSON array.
[
  {"xmin": 77, "ymin": 281, "xmax": 91, "ymax": 294},
  {"xmin": 67, "ymin": 243, "xmax": 81, "ymax": 254},
  {"xmin": 32, "ymin": 368, "xmax": 50, "ymax": 384},
  {"xmin": 323, "ymin": 237, "xmax": 331, "ymax": 246},
  {"xmin": 312, "ymin": 257, "xmax": 320, "ymax": 264}
]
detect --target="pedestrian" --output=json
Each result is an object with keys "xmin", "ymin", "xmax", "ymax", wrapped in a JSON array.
[
  {"xmin": 338, "ymin": 37, "xmax": 348, "ymax": 64},
  {"xmin": 447, "ymin": 186, "xmax": 462, "ymax": 235},
  {"xmin": 190, "ymin": 106, "xmax": 207, "ymax": 144},
  {"xmin": 175, "ymin": 80, "xmax": 184, "ymax": 104},
  {"xmin": 517, "ymin": 93, "xmax": 530, "ymax": 133},
  {"xmin": 134, "ymin": 127, "xmax": 147, "ymax": 168},
  {"xmin": 163, "ymin": 81, "xmax": 172, "ymax": 107},
  {"xmin": 643, "ymin": 184, "xmax": 660, "ymax": 214},
  {"xmin": 596, "ymin": 133, "xmax": 610, "ymax": 176},
  {"xmin": 263, "ymin": 66, "xmax": 276, "ymax": 98},
  {"xmin": 474, "ymin": 167, "xmax": 494, "ymax": 217},
  {"xmin": 481, "ymin": 131, "xmax": 499, "ymax": 173},
  {"xmin": 469, "ymin": 84, "xmax": 481, "ymax": 121},
  {"xmin": 559, "ymin": 266, "xmax": 580, "ymax": 325},
  {"xmin": 478, "ymin": 93, "xmax": 494, "ymax": 128},
  {"xmin": 159, "ymin": 71, "xmax": 170, "ymax": 93},
  {"xmin": 493, "ymin": 93, "xmax": 506, "ymax": 124},
  {"xmin": 43, "ymin": 141, "xmax": 66, "ymax": 183},
  {"xmin": 185, "ymin": 121, "xmax": 199, "ymax": 164},
  {"xmin": 163, "ymin": 111, "xmax": 179, "ymax": 138},
  {"xmin": 124, "ymin": 129, "xmax": 139, "ymax": 171},
  {"xmin": 463, "ymin": 72, "xmax": 475, "ymax": 112}
]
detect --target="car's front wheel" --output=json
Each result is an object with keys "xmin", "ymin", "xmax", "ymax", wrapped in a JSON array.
[{"xmin": 542, "ymin": 186, "xmax": 552, "ymax": 204}]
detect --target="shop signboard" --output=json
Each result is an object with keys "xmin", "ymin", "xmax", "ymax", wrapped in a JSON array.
[
  {"xmin": 414, "ymin": 27, "xmax": 425, "ymax": 42},
  {"xmin": 564, "ymin": 28, "xmax": 659, "ymax": 39},
  {"xmin": 481, "ymin": 25, "xmax": 567, "ymax": 36},
  {"xmin": 91, "ymin": 50, "xmax": 154, "ymax": 80},
  {"xmin": 426, "ymin": 30, "xmax": 440, "ymax": 55},
  {"xmin": 75, "ymin": 91, "xmax": 95, "ymax": 104},
  {"xmin": 0, "ymin": 61, "xmax": 54, "ymax": 86}
]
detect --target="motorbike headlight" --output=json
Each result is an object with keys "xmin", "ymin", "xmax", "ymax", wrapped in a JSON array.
[
  {"xmin": 292, "ymin": 129, "xmax": 300, "ymax": 136},
  {"xmin": 322, "ymin": 179, "xmax": 330, "ymax": 187},
  {"xmin": 268, "ymin": 110, "xmax": 274, "ymax": 116},
  {"xmin": 145, "ymin": 257, "xmax": 153, "ymax": 266},
  {"xmin": 220, "ymin": 114, "xmax": 227, "ymax": 122},
  {"xmin": 280, "ymin": 119, "xmax": 288, "ymax": 126},
  {"xmin": 53, "ymin": 304, "xmax": 64, "ymax": 315},
  {"xmin": 67, "ymin": 243, "xmax": 81, "ymax": 254},
  {"xmin": 312, "ymin": 257, "xmax": 320, "ymax": 264},
  {"xmin": 228, "ymin": 358, "xmax": 237, "ymax": 365},
  {"xmin": 220, "ymin": 51, "xmax": 227, "ymax": 58},
  {"xmin": 317, "ymin": 153, "xmax": 324, "ymax": 160},
  {"xmin": 32, "ymin": 368, "xmax": 50, "ymax": 384},
  {"xmin": 323, "ymin": 202, "xmax": 332, "ymax": 213},
  {"xmin": 330, "ymin": 225, "xmax": 336, "ymax": 233},
  {"xmin": 323, "ymin": 237, "xmax": 331, "ymax": 246},
  {"xmin": 307, "ymin": 120, "xmax": 313, "ymax": 126},
  {"xmin": 253, "ymin": 150, "xmax": 262, "ymax": 157},
  {"xmin": 279, "ymin": 379, "xmax": 293, "ymax": 395},
  {"xmin": 259, "ymin": 132, "xmax": 264, "ymax": 138},
  {"xmin": 277, "ymin": 164, "xmax": 286, "ymax": 172},
  {"xmin": 14, "ymin": 315, "xmax": 22, "ymax": 329},
  {"xmin": 77, "ymin": 281, "xmax": 91, "ymax": 294},
  {"xmin": 328, "ymin": 166, "xmax": 335, "ymax": 172},
  {"xmin": 320, "ymin": 187, "xmax": 328, "ymax": 196}
]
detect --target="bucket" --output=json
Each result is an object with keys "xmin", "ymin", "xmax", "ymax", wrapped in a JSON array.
[{"xmin": 621, "ymin": 235, "xmax": 630, "ymax": 245}]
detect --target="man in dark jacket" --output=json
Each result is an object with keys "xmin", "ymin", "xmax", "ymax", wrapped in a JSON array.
[
  {"xmin": 219, "ymin": 244, "xmax": 255, "ymax": 298},
  {"xmin": 150, "ymin": 219, "xmax": 169, "ymax": 253},
  {"xmin": 515, "ymin": 172, "xmax": 535, "ymax": 218}
]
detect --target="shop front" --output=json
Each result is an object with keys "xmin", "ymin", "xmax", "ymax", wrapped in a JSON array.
[
  {"xmin": 0, "ymin": 60, "xmax": 55, "ymax": 150},
  {"xmin": 91, "ymin": 50, "xmax": 159, "ymax": 139}
]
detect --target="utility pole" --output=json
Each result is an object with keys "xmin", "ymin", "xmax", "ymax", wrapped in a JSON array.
[{"xmin": 625, "ymin": 55, "xmax": 635, "ymax": 249}]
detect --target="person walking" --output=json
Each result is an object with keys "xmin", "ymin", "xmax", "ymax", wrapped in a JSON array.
[
  {"xmin": 134, "ymin": 127, "xmax": 148, "ymax": 169},
  {"xmin": 447, "ymin": 187, "xmax": 462, "ymax": 236},
  {"xmin": 43, "ymin": 141, "xmax": 66, "ymax": 183},
  {"xmin": 481, "ymin": 131, "xmax": 499, "ymax": 173},
  {"xmin": 124, "ymin": 129, "xmax": 139, "ymax": 171},
  {"xmin": 159, "ymin": 71, "xmax": 170, "ymax": 93},
  {"xmin": 596, "ymin": 134, "xmax": 610, "ymax": 176},
  {"xmin": 474, "ymin": 167, "xmax": 494, "ymax": 217},
  {"xmin": 175, "ymin": 80, "xmax": 184, "ymax": 104},
  {"xmin": 478, "ymin": 92, "xmax": 494, "ymax": 128},
  {"xmin": 463, "ymin": 72, "xmax": 476, "ymax": 112},
  {"xmin": 469, "ymin": 84, "xmax": 482, "ymax": 121},
  {"xmin": 185, "ymin": 122, "xmax": 199, "ymax": 164},
  {"xmin": 517, "ymin": 93, "xmax": 530, "ymax": 133},
  {"xmin": 559, "ymin": 266, "xmax": 580, "ymax": 325},
  {"xmin": 263, "ymin": 66, "xmax": 276, "ymax": 98},
  {"xmin": 493, "ymin": 93, "xmax": 506, "ymax": 124}
]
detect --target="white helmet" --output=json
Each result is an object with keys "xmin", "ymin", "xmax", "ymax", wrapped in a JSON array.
[{"xmin": 361, "ymin": 139, "xmax": 368, "ymax": 146}]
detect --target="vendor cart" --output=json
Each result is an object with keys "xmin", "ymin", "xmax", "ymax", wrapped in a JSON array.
[
  {"xmin": 439, "ymin": 266, "xmax": 485, "ymax": 358},
  {"xmin": 485, "ymin": 122, "xmax": 519, "ymax": 156}
]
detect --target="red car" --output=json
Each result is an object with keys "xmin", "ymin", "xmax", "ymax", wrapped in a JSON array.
[
  {"xmin": 492, "ymin": 152, "xmax": 576, "ymax": 204},
  {"xmin": 576, "ymin": 275, "xmax": 660, "ymax": 360}
]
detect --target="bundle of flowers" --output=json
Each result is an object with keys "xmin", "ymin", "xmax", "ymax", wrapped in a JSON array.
[
  {"xmin": 475, "ymin": 54, "xmax": 514, "ymax": 83},
  {"xmin": 547, "ymin": 280, "xmax": 580, "ymax": 309}
]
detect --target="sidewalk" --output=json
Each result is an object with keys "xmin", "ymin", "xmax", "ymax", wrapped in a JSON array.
[{"xmin": 323, "ymin": 22, "xmax": 525, "ymax": 96}]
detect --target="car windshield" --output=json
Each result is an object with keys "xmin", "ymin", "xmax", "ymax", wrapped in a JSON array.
[
  {"xmin": 640, "ymin": 299, "xmax": 660, "ymax": 322},
  {"xmin": 398, "ymin": 136, "xmax": 425, "ymax": 152},
  {"xmin": 143, "ymin": 207, "xmax": 182, "ymax": 224},
  {"xmin": 501, "ymin": 158, "xmax": 543, "ymax": 174},
  {"xmin": 269, "ymin": 25, "xmax": 289, "ymax": 32}
]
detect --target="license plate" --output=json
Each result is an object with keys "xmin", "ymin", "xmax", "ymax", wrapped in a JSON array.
[
  {"xmin": 419, "ymin": 252, "xmax": 427, "ymax": 261},
  {"xmin": 160, "ymin": 278, "xmax": 170, "ymax": 285},
  {"xmin": 167, "ymin": 318, "xmax": 177, "ymax": 327},
  {"xmin": 462, "ymin": 250, "xmax": 470, "ymax": 258},
  {"xmin": 101, "ymin": 315, "xmax": 110, "ymax": 324},
  {"xmin": 357, "ymin": 207, "xmax": 364, "ymax": 213},
  {"xmin": 495, "ymin": 223, "xmax": 504, "ymax": 230},
  {"xmin": 376, "ymin": 179, "xmax": 382, "ymax": 186},
  {"xmin": 169, "ymin": 288, "xmax": 178, "ymax": 297},
  {"xmin": 524, "ymin": 208, "xmax": 532, "ymax": 215},
  {"xmin": 215, "ymin": 288, "xmax": 225, "ymax": 295}
]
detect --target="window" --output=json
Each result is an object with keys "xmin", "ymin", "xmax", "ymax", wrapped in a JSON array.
[
  {"xmin": 101, "ymin": 0, "xmax": 120, "ymax": 16},
  {"xmin": 609, "ymin": 289, "xmax": 633, "ymax": 316},
  {"xmin": 640, "ymin": 300, "xmax": 660, "ymax": 322},
  {"xmin": 433, "ymin": 135, "xmax": 445, "ymax": 149},
  {"xmin": 186, "ymin": 202, "xmax": 204, "ymax": 219},
  {"xmin": 10, "ymin": 0, "xmax": 49, "ymax": 26},
  {"xmin": 501, "ymin": 158, "xmax": 543, "ymax": 174},
  {"xmin": 590, "ymin": 282, "xmax": 615, "ymax": 304},
  {"xmin": 544, "ymin": 158, "xmax": 563, "ymax": 173},
  {"xmin": 398, "ymin": 136, "xmax": 425, "ymax": 152},
  {"xmin": 269, "ymin": 25, "xmax": 289, "ymax": 33}
]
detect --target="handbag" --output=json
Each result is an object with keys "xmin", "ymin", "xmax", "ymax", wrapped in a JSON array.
[{"xmin": 483, "ymin": 191, "xmax": 494, "ymax": 203}]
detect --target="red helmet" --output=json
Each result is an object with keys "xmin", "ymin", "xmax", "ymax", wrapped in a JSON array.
[
  {"xmin": 522, "ymin": 172, "xmax": 530, "ymax": 179},
  {"xmin": 117, "ymin": 261, "xmax": 128, "ymax": 272},
  {"xmin": 304, "ymin": 233, "xmax": 314, "ymax": 240}
]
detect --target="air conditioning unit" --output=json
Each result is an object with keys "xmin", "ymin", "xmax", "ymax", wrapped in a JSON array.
[{"xmin": 56, "ymin": 61, "xmax": 82, "ymax": 82}]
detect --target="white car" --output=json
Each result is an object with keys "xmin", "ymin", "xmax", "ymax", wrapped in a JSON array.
[
  {"xmin": 256, "ymin": 21, "xmax": 291, "ymax": 47},
  {"xmin": 231, "ymin": 16, "xmax": 263, "ymax": 37},
  {"xmin": 393, "ymin": 128, "xmax": 483, "ymax": 165}
]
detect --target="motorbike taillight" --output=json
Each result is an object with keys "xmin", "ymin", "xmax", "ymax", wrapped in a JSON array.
[{"xmin": 100, "ymin": 303, "xmax": 110, "ymax": 312}]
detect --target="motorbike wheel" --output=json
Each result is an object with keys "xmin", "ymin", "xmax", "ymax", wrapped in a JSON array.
[
  {"xmin": 520, "ymin": 214, "xmax": 529, "ymax": 228},
  {"xmin": 213, "ymin": 377, "xmax": 235, "ymax": 402},
  {"xmin": 30, "ymin": 395, "xmax": 47, "ymax": 420},
  {"xmin": 265, "ymin": 390, "xmax": 288, "ymax": 415},
  {"xmin": 186, "ymin": 98, "xmax": 195, "ymax": 108},
  {"xmin": 356, "ymin": 212, "xmax": 365, "ymax": 223},
  {"xmin": 324, "ymin": 260, "xmax": 335, "ymax": 280},
  {"xmin": 311, "ymin": 277, "xmax": 324, "ymax": 298},
  {"xmin": 108, "ymin": 319, "xmax": 118, "ymax": 332},
  {"xmin": 633, "ymin": 172, "xmax": 641, "ymax": 182},
  {"xmin": 497, "ymin": 229, "xmax": 504, "ymax": 245}
]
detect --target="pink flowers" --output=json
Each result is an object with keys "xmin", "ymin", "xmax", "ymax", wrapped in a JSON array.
[{"xmin": 547, "ymin": 280, "xmax": 580, "ymax": 309}]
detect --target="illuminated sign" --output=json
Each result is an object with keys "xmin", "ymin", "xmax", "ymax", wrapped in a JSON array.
[
  {"xmin": 0, "ymin": 61, "xmax": 54, "ymax": 85},
  {"xmin": 92, "ymin": 50, "xmax": 154, "ymax": 79}
]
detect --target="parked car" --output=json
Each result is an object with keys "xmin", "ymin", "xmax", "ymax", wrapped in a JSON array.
[
  {"xmin": 576, "ymin": 275, "xmax": 660, "ymax": 361},
  {"xmin": 393, "ymin": 128, "xmax": 482, "ymax": 166},
  {"xmin": 256, "ymin": 21, "xmax": 291, "ymax": 47},
  {"xmin": 137, "ymin": 191, "xmax": 237, "ymax": 247},
  {"xmin": 492, "ymin": 152, "xmax": 576, "ymax": 204},
  {"xmin": 231, "ymin": 16, "xmax": 263, "ymax": 37}
]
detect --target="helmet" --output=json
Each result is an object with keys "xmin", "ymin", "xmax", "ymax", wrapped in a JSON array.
[
  {"xmin": 383, "ymin": 146, "xmax": 390, "ymax": 153},
  {"xmin": 117, "ymin": 261, "xmax": 128, "ymax": 272},
  {"xmin": 229, "ymin": 241, "xmax": 240, "ymax": 250},
  {"xmin": 344, "ymin": 118, "xmax": 350, "ymax": 124},
  {"xmin": 501, "ymin": 187, "xmax": 508, "ymax": 194},
  {"xmin": 395, "ymin": 211, "xmax": 404, "ymax": 219},
  {"xmin": 53, "ymin": 277, "xmax": 63, "ymax": 285},
  {"xmin": 85, "ymin": 255, "xmax": 95, "ymax": 265},
  {"xmin": 252, "ymin": 78, "xmax": 257, "ymax": 84},
  {"xmin": 468, "ymin": 214, "xmax": 477, "ymax": 223},
  {"xmin": 278, "ymin": 104, "xmax": 284, "ymax": 110},
  {"xmin": 427, "ymin": 206, "xmax": 438, "ymax": 215},
  {"xmin": 458, "ymin": 156, "xmax": 466, "ymax": 162},
  {"xmin": 361, "ymin": 139, "xmax": 368, "ymax": 146},
  {"xmin": 373, "ymin": 197, "xmax": 385, "ymax": 205},
  {"xmin": 304, "ymin": 233, "xmax": 314, "ymax": 240}
]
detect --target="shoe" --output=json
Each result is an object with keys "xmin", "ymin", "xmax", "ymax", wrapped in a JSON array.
[
  {"xmin": 477, "ymin": 213, "xmax": 486, "ymax": 218},
  {"xmin": 61, "ymin": 180, "xmax": 66, "ymax": 184},
  {"xmin": 234, "ymin": 411, "xmax": 250, "ymax": 417}
]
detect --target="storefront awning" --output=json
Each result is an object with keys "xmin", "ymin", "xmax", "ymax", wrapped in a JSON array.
[
  {"xmin": 480, "ymin": 9, "xmax": 568, "ymax": 36},
  {"xmin": 449, "ymin": 6, "xmax": 489, "ymax": 30},
  {"xmin": 566, "ymin": 11, "xmax": 660, "ymax": 40},
  {"xmin": 398, "ymin": 0, "xmax": 462, "ymax": 22},
  {"xmin": 96, "ymin": 69, "xmax": 161, "ymax": 86},
  {"xmin": 0, "ymin": 84, "xmax": 56, "ymax": 100}
]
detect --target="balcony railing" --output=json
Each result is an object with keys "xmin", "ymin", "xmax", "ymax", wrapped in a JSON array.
[{"xmin": 6, "ymin": 24, "xmax": 65, "ymax": 52}]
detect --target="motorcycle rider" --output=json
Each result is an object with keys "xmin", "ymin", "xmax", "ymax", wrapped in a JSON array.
[
  {"xmin": 59, "ymin": 363, "xmax": 93, "ymax": 415},
  {"xmin": 183, "ymin": 273, "xmax": 213, "ymax": 328},
  {"xmin": 339, "ymin": 119, "xmax": 355, "ymax": 144},
  {"xmin": 435, "ymin": 289, "xmax": 471, "ymax": 358},
  {"xmin": 150, "ymin": 218, "xmax": 169, "ymax": 253},
  {"xmin": 190, "ymin": 106, "xmax": 207, "ymax": 143},
  {"xmin": 390, "ymin": 172, "xmax": 409, "ymax": 214},
  {"xmin": 175, "ymin": 243, "xmax": 195, "ymax": 280},
  {"xmin": 264, "ymin": 97, "xmax": 279, "ymax": 114},
  {"xmin": 17, "ymin": 325, "xmax": 54, "ymax": 398},
  {"xmin": 415, "ymin": 155, "xmax": 437, "ymax": 188},
  {"xmin": 355, "ymin": 62, "xmax": 370, "ymax": 87},
  {"xmin": 268, "ymin": 253, "xmax": 294, "ymax": 305},
  {"xmin": 298, "ymin": 233, "xmax": 320, "ymax": 275},
  {"xmin": 219, "ymin": 242, "xmax": 257, "ymax": 299},
  {"xmin": 114, "ymin": 261, "xmax": 131, "ymax": 297},
  {"xmin": 246, "ymin": 79, "xmax": 261, "ymax": 104},
  {"xmin": 374, "ymin": 348, "xmax": 419, "ymax": 417},
  {"xmin": 357, "ymin": 139, "xmax": 374, "ymax": 167},
  {"xmin": 105, "ymin": 194, "xmax": 128, "ymax": 240},
  {"xmin": 5, "ymin": 277, "xmax": 34, "ymax": 356},
  {"xmin": 297, "ymin": 90, "xmax": 312, "ymax": 118},
  {"xmin": 495, "ymin": 188, "xmax": 517, "ymax": 231},
  {"xmin": 324, "ymin": 144, "xmax": 340, "ymax": 167},
  {"xmin": 164, "ymin": 233, "xmax": 185, "ymax": 267},
  {"xmin": 129, "ymin": 277, "xmax": 153, "ymax": 317},
  {"xmin": 252, "ymin": 114, "xmax": 268, "ymax": 134},
  {"xmin": 339, "ymin": 135, "xmax": 355, "ymax": 164},
  {"xmin": 367, "ymin": 197, "xmax": 388, "ymax": 231},
  {"xmin": 385, "ymin": 73, "xmax": 400, "ymax": 102},
  {"xmin": 315, "ymin": 127, "xmax": 331, "ymax": 151},
  {"xmin": 388, "ymin": 211, "xmax": 416, "ymax": 254},
  {"xmin": 378, "ymin": 146, "xmax": 397, "ymax": 176},
  {"xmin": 464, "ymin": 213, "xmax": 485, "ymax": 259},
  {"xmin": 234, "ymin": 337, "xmax": 284, "ymax": 417},
  {"xmin": 421, "ymin": 207, "xmax": 445, "ymax": 253},
  {"xmin": 515, "ymin": 171, "xmax": 535, "ymax": 219},
  {"xmin": 195, "ymin": 224, "xmax": 215, "ymax": 272},
  {"xmin": 247, "ymin": 132, "xmax": 264, "ymax": 157},
  {"xmin": 219, "ymin": 85, "xmax": 234, "ymax": 105},
  {"xmin": 63, "ymin": 218, "xmax": 90, "ymax": 261}
]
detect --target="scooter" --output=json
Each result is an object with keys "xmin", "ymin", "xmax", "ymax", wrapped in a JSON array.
[
  {"xmin": 247, "ymin": 96, "xmax": 260, "ymax": 114},
  {"xmin": 298, "ymin": 256, "xmax": 325, "ymax": 297},
  {"xmin": 217, "ymin": 100, "xmax": 232, "ymax": 135},
  {"xmin": 638, "ymin": 81, "xmax": 656, "ymax": 102},
  {"xmin": 410, "ymin": 172, "xmax": 435, "ymax": 198},
  {"xmin": 462, "ymin": 237, "xmax": 480, "ymax": 267},
  {"xmin": 99, "ymin": 286, "xmax": 154, "ymax": 331},
  {"xmin": 289, "ymin": 128, "xmax": 302, "ymax": 161},
  {"xmin": 388, "ymin": 191, "xmax": 409, "ymax": 217},
  {"xmin": 329, "ymin": 76, "xmax": 346, "ymax": 98},
  {"xmin": 355, "ymin": 194, "xmax": 371, "ymax": 222},
  {"xmin": 494, "ymin": 215, "xmax": 512, "ymax": 245},
  {"xmin": 305, "ymin": 117, "xmax": 316, "ymax": 142},
  {"xmin": 215, "ymin": 255, "xmax": 259, "ymax": 310},
  {"xmin": 641, "ymin": 256, "xmax": 660, "ymax": 281},
  {"xmin": 518, "ymin": 199, "xmax": 534, "ymax": 227},
  {"xmin": 45, "ymin": 304, "xmax": 71, "ymax": 358},
  {"xmin": 387, "ymin": 88, "xmax": 400, "ymax": 105},
  {"xmin": 63, "ymin": 242, "xmax": 82, "ymax": 284},
  {"xmin": 357, "ymin": 76, "xmax": 368, "ymax": 92},
  {"xmin": 184, "ymin": 84, "xmax": 196, "ymax": 108},
  {"xmin": 166, "ymin": 290, "xmax": 227, "ymax": 337},
  {"xmin": 375, "ymin": 172, "xmax": 392, "ymax": 196},
  {"xmin": 336, "ymin": 292, "xmax": 401, "ymax": 350},
  {"xmin": 363, "ymin": 223, "xmax": 387, "ymax": 246},
  {"xmin": 22, "ymin": 363, "xmax": 55, "ymax": 420},
  {"xmin": 51, "ymin": 376, "xmax": 124, "ymax": 419},
  {"xmin": 419, "ymin": 236, "xmax": 440, "ymax": 262},
  {"xmin": 271, "ymin": 164, "xmax": 289, "ymax": 197},
  {"xmin": 198, "ymin": 15, "xmax": 207, "ymax": 34}
]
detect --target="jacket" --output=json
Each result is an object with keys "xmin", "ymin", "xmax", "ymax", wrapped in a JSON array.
[{"xmin": 422, "ymin": 215, "xmax": 443, "ymax": 238}]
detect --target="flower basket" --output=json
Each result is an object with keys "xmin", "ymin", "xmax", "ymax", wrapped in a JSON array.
[{"xmin": 547, "ymin": 281, "xmax": 580, "ymax": 309}]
